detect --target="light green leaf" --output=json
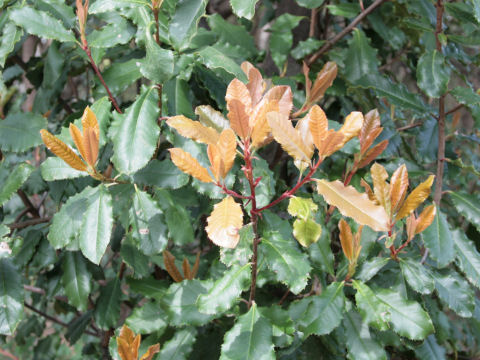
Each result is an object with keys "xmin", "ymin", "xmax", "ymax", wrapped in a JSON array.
[
  {"xmin": 0, "ymin": 163, "xmax": 34, "ymax": 206},
  {"xmin": 296, "ymin": 0, "xmax": 324, "ymax": 9},
  {"xmin": 416, "ymin": 50, "xmax": 450, "ymax": 98},
  {"xmin": 0, "ymin": 258, "xmax": 24, "ymax": 335},
  {"xmin": 414, "ymin": 335, "xmax": 447, "ymax": 360},
  {"xmin": 449, "ymin": 191, "xmax": 480, "ymax": 232},
  {"xmin": 260, "ymin": 231, "xmax": 311, "ymax": 294},
  {"xmin": 197, "ymin": 264, "xmax": 250, "ymax": 315},
  {"xmin": 269, "ymin": 14, "xmax": 304, "ymax": 71},
  {"xmin": 356, "ymin": 257, "xmax": 390, "ymax": 282},
  {"xmin": 40, "ymin": 157, "xmax": 88, "ymax": 181},
  {"xmin": 95, "ymin": 277, "xmax": 122, "ymax": 330},
  {"xmin": 292, "ymin": 218, "xmax": 322, "ymax": 247},
  {"xmin": 230, "ymin": 0, "xmax": 259, "ymax": 20},
  {"xmin": 344, "ymin": 310, "xmax": 387, "ymax": 360},
  {"xmin": 134, "ymin": 159, "xmax": 189, "ymax": 189},
  {"xmin": 121, "ymin": 235, "xmax": 150, "ymax": 278},
  {"xmin": 344, "ymin": 29, "xmax": 379, "ymax": 82},
  {"xmin": 421, "ymin": 211, "xmax": 454, "ymax": 268},
  {"xmin": 291, "ymin": 38, "xmax": 324, "ymax": 60},
  {"xmin": 125, "ymin": 301, "xmax": 167, "ymax": 334},
  {"xmin": 450, "ymin": 86, "xmax": 480, "ymax": 106},
  {"xmin": 452, "ymin": 229, "xmax": 480, "ymax": 289},
  {"xmin": 298, "ymin": 282, "xmax": 345, "ymax": 337},
  {"xmin": 0, "ymin": 23, "xmax": 22, "ymax": 68},
  {"xmin": 308, "ymin": 227, "xmax": 334, "ymax": 275},
  {"xmin": 10, "ymin": 7, "xmax": 76, "ymax": 42},
  {"xmin": 221, "ymin": 225, "xmax": 253, "ymax": 267},
  {"xmin": 327, "ymin": 3, "xmax": 360, "ymax": 17},
  {"xmin": 472, "ymin": 0, "xmax": 480, "ymax": 23},
  {"xmin": 79, "ymin": 185, "xmax": 113, "ymax": 264},
  {"xmin": 399, "ymin": 258, "xmax": 434, "ymax": 295},
  {"xmin": 220, "ymin": 303, "xmax": 275, "ymax": 360},
  {"xmin": 195, "ymin": 105, "xmax": 230, "ymax": 132},
  {"xmin": 62, "ymin": 252, "xmax": 92, "ymax": 311},
  {"xmin": 197, "ymin": 46, "xmax": 248, "ymax": 82},
  {"xmin": 87, "ymin": 17, "xmax": 135, "ymax": 48},
  {"xmin": 288, "ymin": 197, "xmax": 317, "ymax": 219},
  {"xmin": 157, "ymin": 327, "xmax": 197, "ymax": 360},
  {"xmin": 89, "ymin": 0, "xmax": 150, "ymax": 14},
  {"xmin": 169, "ymin": 0, "xmax": 207, "ymax": 51},
  {"xmin": 162, "ymin": 279, "xmax": 214, "ymax": 327},
  {"xmin": 139, "ymin": 25, "xmax": 174, "ymax": 84},
  {"xmin": 352, "ymin": 280, "xmax": 390, "ymax": 331},
  {"xmin": 434, "ymin": 270, "xmax": 474, "ymax": 318},
  {"xmin": 112, "ymin": 87, "xmax": 159, "ymax": 174}
]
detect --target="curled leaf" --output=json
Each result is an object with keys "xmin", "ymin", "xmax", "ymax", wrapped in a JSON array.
[
  {"xmin": 195, "ymin": 105, "xmax": 230, "ymax": 133},
  {"xmin": 167, "ymin": 115, "xmax": 220, "ymax": 145},
  {"xmin": 264, "ymin": 85, "xmax": 293, "ymax": 118},
  {"xmin": 371, "ymin": 163, "xmax": 391, "ymax": 214},
  {"xmin": 339, "ymin": 111, "xmax": 363, "ymax": 143},
  {"xmin": 339, "ymin": 219, "xmax": 354, "ymax": 261},
  {"xmin": 390, "ymin": 164, "xmax": 409, "ymax": 213},
  {"xmin": 169, "ymin": 148, "xmax": 213, "ymax": 183},
  {"xmin": 117, "ymin": 325, "xmax": 141, "ymax": 360},
  {"xmin": 359, "ymin": 108, "xmax": 381, "ymax": 153},
  {"xmin": 309, "ymin": 61, "xmax": 337, "ymax": 104},
  {"xmin": 356, "ymin": 140, "xmax": 388, "ymax": 169},
  {"xmin": 163, "ymin": 250, "xmax": 183, "ymax": 282},
  {"xmin": 40, "ymin": 129, "xmax": 87, "ymax": 171},
  {"xmin": 395, "ymin": 175, "xmax": 435, "ymax": 221},
  {"xmin": 241, "ymin": 61, "xmax": 265, "ymax": 106},
  {"xmin": 139, "ymin": 344, "xmax": 160, "ymax": 360},
  {"xmin": 206, "ymin": 196, "xmax": 243, "ymax": 248}
]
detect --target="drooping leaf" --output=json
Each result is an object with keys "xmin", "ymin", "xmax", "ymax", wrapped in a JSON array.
[
  {"xmin": 421, "ymin": 211, "xmax": 454, "ymax": 268},
  {"xmin": 370, "ymin": 163, "xmax": 390, "ymax": 214},
  {"xmin": 452, "ymin": 229, "xmax": 480, "ymax": 289},
  {"xmin": 0, "ymin": 163, "xmax": 34, "ymax": 206},
  {"xmin": 169, "ymin": 148, "xmax": 213, "ymax": 183},
  {"xmin": 449, "ymin": 191, "xmax": 480, "ymax": 232},
  {"xmin": 416, "ymin": 50, "xmax": 450, "ymax": 98},
  {"xmin": 0, "ymin": 259, "xmax": 24, "ymax": 335},
  {"xmin": 0, "ymin": 113, "xmax": 46, "ymax": 152},
  {"xmin": 315, "ymin": 180, "xmax": 389, "ymax": 231},
  {"xmin": 206, "ymin": 196, "xmax": 243, "ymax": 248},
  {"xmin": 390, "ymin": 164, "xmax": 409, "ymax": 213},
  {"xmin": 62, "ymin": 252, "xmax": 92, "ymax": 311},
  {"xmin": 167, "ymin": 115, "xmax": 220, "ymax": 145},
  {"xmin": 220, "ymin": 303, "xmax": 275, "ymax": 360},
  {"xmin": 396, "ymin": 175, "xmax": 435, "ymax": 220}
]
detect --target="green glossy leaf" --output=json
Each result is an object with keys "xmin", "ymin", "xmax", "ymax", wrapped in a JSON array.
[
  {"xmin": 10, "ymin": 7, "xmax": 75, "ymax": 42},
  {"xmin": 66, "ymin": 311, "xmax": 93, "ymax": 345},
  {"xmin": 356, "ymin": 257, "xmax": 390, "ymax": 282},
  {"xmin": 121, "ymin": 235, "xmax": 150, "ymax": 278},
  {"xmin": 291, "ymin": 38, "xmax": 324, "ymax": 60},
  {"xmin": 308, "ymin": 227, "xmax": 334, "ymax": 275},
  {"xmin": 158, "ymin": 327, "xmax": 197, "ymax": 360},
  {"xmin": 40, "ymin": 157, "xmax": 87, "ymax": 181},
  {"xmin": 260, "ymin": 305, "xmax": 295, "ymax": 348},
  {"xmin": 139, "ymin": 26, "xmax": 174, "ymax": 84},
  {"xmin": 0, "ymin": 163, "xmax": 34, "ymax": 206},
  {"xmin": 197, "ymin": 46, "xmax": 248, "ymax": 82},
  {"xmin": 416, "ymin": 117, "xmax": 438, "ymax": 162},
  {"xmin": 296, "ymin": 0, "xmax": 324, "ymax": 9},
  {"xmin": 134, "ymin": 159, "xmax": 189, "ymax": 189},
  {"xmin": 450, "ymin": 86, "xmax": 480, "ymax": 106},
  {"xmin": 449, "ymin": 191, "xmax": 480, "ymax": 232},
  {"xmin": 298, "ymin": 282, "xmax": 345, "ymax": 337},
  {"xmin": 288, "ymin": 197, "xmax": 317, "ymax": 219},
  {"xmin": 221, "ymin": 225, "xmax": 253, "ymax": 267},
  {"xmin": 169, "ymin": 0, "xmax": 207, "ymax": 51},
  {"xmin": 101, "ymin": 58, "xmax": 142, "ymax": 95},
  {"xmin": 344, "ymin": 310, "xmax": 387, "ymax": 360},
  {"xmin": 95, "ymin": 277, "xmax": 122, "ymax": 330},
  {"xmin": 416, "ymin": 50, "xmax": 450, "ymax": 98},
  {"xmin": 195, "ymin": 105, "xmax": 230, "ymax": 133},
  {"xmin": 164, "ymin": 77, "xmax": 195, "ymax": 118},
  {"xmin": 344, "ymin": 29, "xmax": 379, "ymax": 83},
  {"xmin": 79, "ymin": 185, "xmax": 113, "ymax": 264},
  {"xmin": 415, "ymin": 335, "xmax": 447, "ymax": 360},
  {"xmin": 0, "ymin": 23, "xmax": 22, "ymax": 68},
  {"xmin": 327, "ymin": 3, "xmax": 360, "ymax": 17},
  {"xmin": 452, "ymin": 229, "xmax": 480, "ymax": 289},
  {"xmin": 162, "ymin": 279, "xmax": 214, "ymax": 327},
  {"xmin": 89, "ymin": 0, "xmax": 149, "ymax": 14},
  {"xmin": 197, "ymin": 264, "xmax": 250, "ymax": 315},
  {"xmin": 269, "ymin": 14, "xmax": 304, "ymax": 71},
  {"xmin": 220, "ymin": 303, "xmax": 275, "ymax": 360},
  {"xmin": 87, "ymin": 16, "xmax": 135, "ymax": 48},
  {"xmin": 260, "ymin": 231, "xmax": 311, "ymax": 294},
  {"xmin": 352, "ymin": 280, "xmax": 390, "ymax": 331},
  {"xmin": 129, "ymin": 189, "xmax": 167, "ymax": 255},
  {"xmin": 399, "ymin": 258, "xmax": 434, "ymax": 295},
  {"xmin": 126, "ymin": 277, "xmax": 165, "ymax": 300},
  {"xmin": 112, "ymin": 87, "xmax": 159, "ymax": 174},
  {"xmin": 0, "ymin": 258, "xmax": 23, "ymax": 335},
  {"xmin": 421, "ymin": 211, "xmax": 454, "ymax": 268},
  {"xmin": 230, "ymin": 0, "xmax": 259, "ymax": 20},
  {"xmin": 62, "ymin": 252, "xmax": 92, "ymax": 311},
  {"xmin": 125, "ymin": 301, "xmax": 167, "ymax": 334},
  {"xmin": 472, "ymin": 0, "xmax": 480, "ymax": 23},
  {"xmin": 292, "ymin": 218, "xmax": 322, "ymax": 247},
  {"xmin": 434, "ymin": 270, "xmax": 474, "ymax": 318}
]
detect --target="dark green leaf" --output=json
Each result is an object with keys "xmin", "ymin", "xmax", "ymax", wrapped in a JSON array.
[
  {"xmin": 134, "ymin": 159, "xmax": 189, "ymax": 189},
  {"xmin": 0, "ymin": 163, "xmax": 34, "ymax": 206},
  {"xmin": 125, "ymin": 301, "xmax": 167, "ymax": 334},
  {"xmin": 62, "ymin": 252, "xmax": 92, "ymax": 311},
  {"xmin": 0, "ymin": 23, "xmax": 22, "ymax": 68},
  {"xmin": 399, "ymin": 258, "xmax": 434, "ymax": 295},
  {"xmin": 169, "ymin": 0, "xmax": 207, "ymax": 51},
  {"xmin": 416, "ymin": 50, "xmax": 450, "ymax": 98},
  {"xmin": 221, "ymin": 225, "xmax": 253, "ymax": 267},
  {"xmin": 434, "ymin": 270, "xmax": 474, "ymax": 318},
  {"xmin": 66, "ymin": 311, "xmax": 93, "ymax": 345},
  {"xmin": 87, "ymin": 16, "xmax": 135, "ymax": 48},
  {"xmin": 353, "ymin": 280, "xmax": 390, "ymax": 331},
  {"xmin": 296, "ymin": 0, "xmax": 324, "ymax": 9},
  {"xmin": 414, "ymin": 335, "xmax": 446, "ymax": 360},
  {"xmin": 101, "ymin": 59, "xmax": 142, "ymax": 95},
  {"xmin": 344, "ymin": 29, "xmax": 379, "ymax": 83},
  {"xmin": 356, "ymin": 257, "xmax": 390, "ymax": 282},
  {"xmin": 230, "ymin": 0, "xmax": 259, "ymax": 20},
  {"xmin": 269, "ymin": 14, "xmax": 304, "ymax": 71},
  {"xmin": 139, "ymin": 26, "xmax": 174, "ymax": 84},
  {"xmin": 450, "ymin": 86, "xmax": 480, "ymax": 106},
  {"xmin": 158, "ymin": 327, "xmax": 197, "ymax": 360},
  {"xmin": 416, "ymin": 117, "xmax": 438, "ymax": 162},
  {"xmin": 197, "ymin": 46, "xmax": 248, "ymax": 82},
  {"xmin": 291, "ymin": 38, "xmax": 324, "ymax": 60},
  {"xmin": 121, "ymin": 235, "xmax": 150, "ymax": 278},
  {"xmin": 452, "ymin": 229, "xmax": 480, "ymax": 289},
  {"xmin": 421, "ymin": 211, "xmax": 454, "ymax": 268},
  {"xmin": 449, "ymin": 191, "xmax": 480, "ymax": 232},
  {"xmin": 95, "ymin": 277, "xmax": 122, "ymax": 330},
  {"xmin": 308, "ymin": 226, "xmax": 334, "ymax": 275},
  {"xmin": 0, "ymin": 258, "xmax": 23, "ymax": 335},
  {"xmin": 327, "ymin": 3, "xmax": 360, "ymax": 17},
  {"xmin": 40, "ymin": 157, "xmax": 87, "ymax": 181}
]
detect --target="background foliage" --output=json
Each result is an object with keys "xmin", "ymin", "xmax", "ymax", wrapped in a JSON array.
[{"xmin": 0, "ymin": 0, "xmax": 479, "ymax": 359}]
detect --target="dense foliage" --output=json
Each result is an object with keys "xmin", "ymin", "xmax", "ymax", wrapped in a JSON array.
[{"xmin": 0, "ymin": 0, "xmax": 479, "ymax": 359}]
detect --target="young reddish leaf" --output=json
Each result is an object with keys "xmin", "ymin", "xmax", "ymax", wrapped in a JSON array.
[
  {"xmin": 359, "ymin": 108, "xmax": 381, "ymax": 153},
  {"xmin": 167, "ymin": 115, "xmax": 220, "ymax": 145},
  {"xmin": 371, "ymin": 163, "xmax": 391, "ymax": 214},
  {"xmin": 356, "ymin": 140, "xmax": 388, "ymax": 169},
  {"xmin": 139, "ymin": 344, "xmax": 160, "ymax": 360},
  {"xmin": 415, "ymin": 205, "xmax": 436, "ymax": 234},
  {"xmin": 307, "ymin": 105, "xmax": 328, "ymax": 150},
  {"xmin": 40, "ymin": 129, "xmax": 87, "ymax": 171},
  {"xmin": 83, "ymin": 126, "xmax": 99, "ymax": 168},
  {"xmin": 317, "ymin": 129, "xmax": 345, "ymax": 157},
  {"xmin": 191, "ymin": 252, "xmax": 200, "ymax": 279},
  {"xmin": 207, "ymin": 143, "xmax": 222, "ymax": 181},
  {"xmin": 295, "ymin": 115, "xmax": 314, "ymax": 156},
  {"xmin": 182, "ymin": 258, "xmax": 192, "ymax": 280},
  {"xmin": 406, "ymin": 213, "xmax": 417, "ymax": 242},
  {"xmin": 264, "ymin": 85, "xmax": 293, "ymax": 118},
  {"xmin": 339, "ymin": 111, "xmax": 364, "ymax": 143},
  {"xmin": 117, "ymin": 325, "xmax": 141, "ymax": 360},
  {"xmin": 390, "ymin": 164, "xmax": 409, "ymax": 212},
  {"xmin": 309, "ymin": 61, "xmax": 337, "ymax": 104},
  {"xmin": 227, "ymin": 99, "xmax": 251, "ymax": 139},
  {"xmin": 303, "ymin": 62, "xmax": 312, "ymax": 102},
  {"xmin": 206, "ymin": 196, "xmax": 243, "ymax": 248},
  {"xmin": 267, "ymin": 112, "xmax": 313, "ymax": 163},
  {"xmin": 226, "ymin": 78, "xmax": 253, "ymax": 115},
  {"xmin": 217, "ymin": 128, "xmax": 237, "ymax": 177},
  {"xmin": 241, "ymin": 61, "xmax": 265, "ymax": 107},
  {"xmin": 251, "ymin": 100, "xmax": 279, "ymax": 148},
  {"xmin": 163, "ymin": 250, "xmax": 183, "ymax": 282},
  {"xmin": 169, "ymin": 148, "xmax": 213, "ymax": 183},
  {"xmin": 339, "ymin": 219, "xmax": 354, "ymax": 261},
  {"xmin": 69, "ymin": 123, "xmax": 87, "ymax": 162},
  {"xmin": 360, "ymin": 178, "xmax": 378, "ymax": 204},
  {"xmin": 316, "ymin": 179, "xmax": 389, "ymax": 231},
  {"xmin": 396, "ymin": 175, "xmax": 435, "ymax": 221},
  {"xmin": 81, "ymin": 106, "xmax": 99, "ymax": 140}
]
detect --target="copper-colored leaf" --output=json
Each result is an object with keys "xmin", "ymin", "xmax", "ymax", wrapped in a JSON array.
[
  {"xmin": 251, "ymin": 100, "xmax": 279, "ymax": 148},
  {"xmin": 139, "ymin": 344, "xmax": 161, "ymax": 360},
  {"xmin": 206, "ymin": 196, "xmax": 243, "ymax": 248},
  {"xmin": 357, "ymin": 140, "xmax": 388, "ymax": 169},
  {"xmin": 390, "ymin": 164, "xmax": 409, "ymax": 213},
  {"xmin": 360, "ymin": 127, "xmax": 383, "ymax": 155},
  {"xmin": 241, "ymin": 61, "xmax": 265, "ymax": 106},
  {"xmin": 117, "ymin": 325, "xmax": 140, "ymax": 360},
  {"xmin": 360, "ymin": 178, "xmax": 378, "ymax": 204},
  {"xmin": 81, "ymin": 106, "xmax": 99, "ymax": 140},
  {"xmin": 40, "ymin": 129, "xmax": 87, "ymax": 171},
  {"xmin": 309, "ymin": 61, "xmax": 337, "ymax": 104},
  {"xmin": 69, "ymin": 123, "xmax": 87, "ymax": 162},
  {"xmin": 227, "ymin": 99, "xmax": 251, "ymax": 139},
  {"xmin": 317, "ymin": 129, "xmax": 345, "ymax": 157},
  {"xmin": 303, "ymin": 62, "xmax": 312, "ymax": 102},
  {"xmin": 395, "ymin": 175, "xmax": 435, "ymax": 220},
  {"xmin": 167, "ymin": 115, "xmax": 220, "ymax": 145},
  {"xmin": 371, "ymin": 163, "xmax": 391, "ymax": 214},
  {"xmin": 267, "ymin": 112, "xmax": 313, "ymax": 163},
  {"xmin": 406, "ymin": 213, "xmax": 417, "ymax": 242},
  {"xmin": 415, "ymin": 204, "xmax": 436, "ymax": 234},
  {"xmin": 83, "ymin": 126, "xmax": 99, "ymax": 167},
  {"xmin": 307, "ymin": 105, "xmax": 328, "ymax": 150},
  {"xmin": 264, "ymin": 85, "xmax": 293, "ymax": 118},
  {"xmin": 339, "ymin": 219, "xmax": 353, "ymax": 261},
  {"xmin": 315, "ymin": 179, "xmax": 389, "ymax": 231},
  {"xmin": 207, "ymin": 143, "xmax": 223, "ymax": 181},
  {"xmin": 163, "ymin": 250, "xmax": 183, "ymax": 282},
  {"xmin": 218, "ymin": 129, "xmax": 237, "ymax": 177},
  {"xmin": 191, "ymin": 252, "xmax": 200, "ymax": 278},
  {"xmin": 169, "ymin": 148, "xmax": 213, "ymax": 183},
  {"xmin": 182, "ymin": 258, "xmax": 192, "ymax": 280},
  {"xmin": 339, "ymin": 111, "xmax": 364, "ymax": 143},
  {"xmin": 295, "ymin": 115, "xmax": 314, "ymax": 156},
  {"xmin": 226, "ymin": 78, "xmax": 252, "ymax": 114},
  {"xmin": 359, "ymin": 109, "xmax": 380, "ymax": 152}
]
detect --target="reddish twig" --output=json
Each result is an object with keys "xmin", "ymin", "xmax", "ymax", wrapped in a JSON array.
[
  {"xmin": 445, "ymin": 103, "xmax": 463, "ymax": 116},
  {"xmin": 0, "ymin": 349, "xmax": 19, "ymax": 360}
]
